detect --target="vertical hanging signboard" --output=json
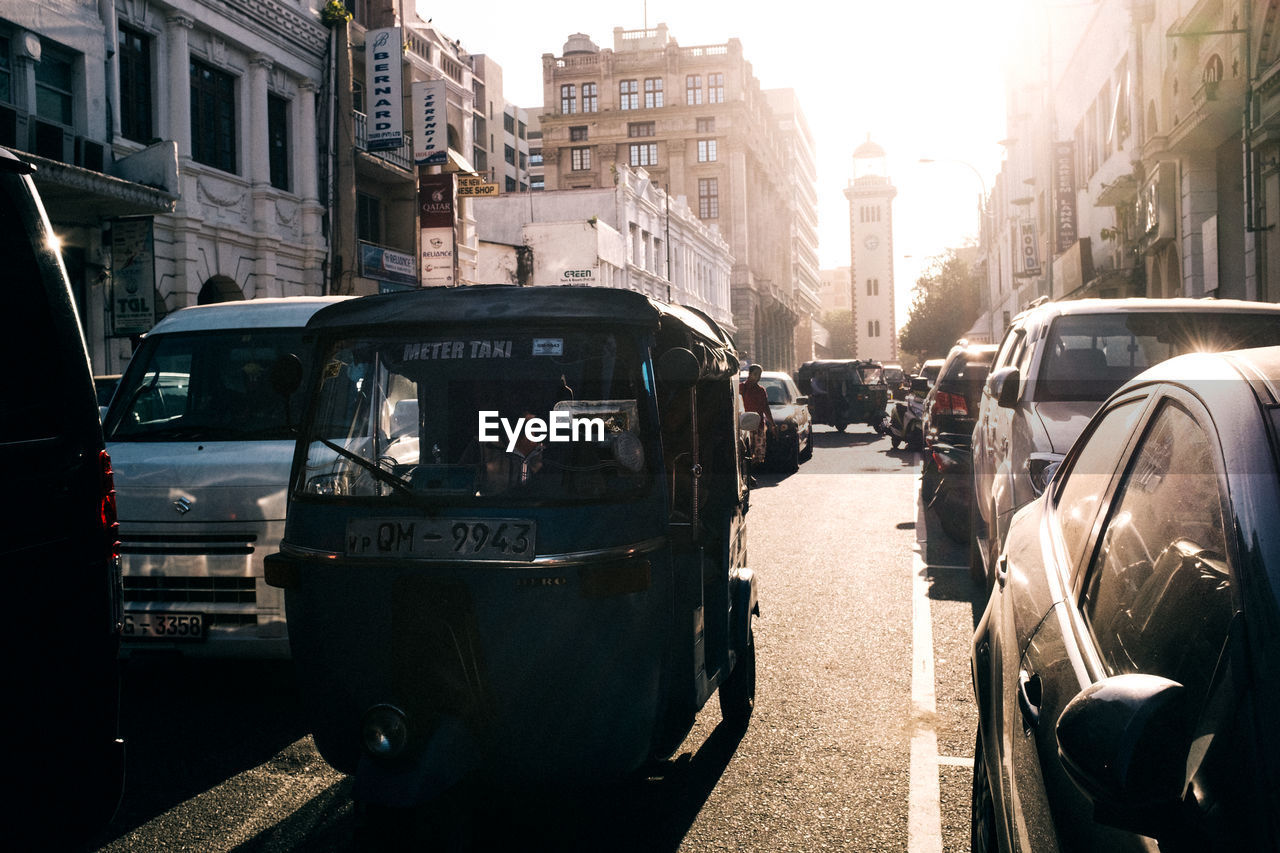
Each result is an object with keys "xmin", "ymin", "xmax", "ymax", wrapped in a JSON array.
[
  {"xmin": 364, "ymin": 27, "xmax": 403, "ymax": 151},
  {"xmin": 1018, "ymin": 219, "xmax": 1042, "ymax": 277},
  {"xmin": 412, "ymin": 79, "xmax": 449, "ymax": 166},
  {"xmin": 419, "ymin": 172, "xmax": 455, "ymax": 286},
  {"xmin": 1053, "ymin": 141, "xmax": 1078, "ymax": 254},
  {"xmin": 111, "ymin": 217, "xmax": 157, "ymax": 335}
]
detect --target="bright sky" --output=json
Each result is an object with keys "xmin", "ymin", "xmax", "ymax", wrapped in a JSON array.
[{"xmin": 423, "ymin": 0, "xmax": 1019, "ymax": 325}]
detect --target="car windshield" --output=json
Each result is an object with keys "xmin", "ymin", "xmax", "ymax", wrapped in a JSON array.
[
  {"xmin": 296, "ymin": 328, "xmax": 651, "ymax": 504},
  {"xmin": 1035, "ymin": 311, "xmax": 1280, "ymax": 402},
  {"xmin": 104, "ymin": 328, "xmax": 310, "ymax": 441},
  {"xmin": 761, "ymin": 378, "xmax": 791, "ymax": 405}
]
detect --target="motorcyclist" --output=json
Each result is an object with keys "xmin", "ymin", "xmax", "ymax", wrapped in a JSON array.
[{"xmin": 739, "ymin": 365, "xmax": 774, "ymax": 479}]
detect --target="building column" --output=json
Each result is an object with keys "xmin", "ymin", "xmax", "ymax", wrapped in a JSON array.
[
  {"xmin": 166, "ymin": 14, "xmax": 193, "ymax": 159},
  {"xmin": 249, "ymin": 54, "xmax": 272, "ymax": 188}
]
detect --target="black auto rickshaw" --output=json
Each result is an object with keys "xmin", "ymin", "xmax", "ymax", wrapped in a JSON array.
[
  {"xmin": 265, "ymin": 286, "xmax": 759, "ymax": 819},
  {"xmin": 795, "ymin": 359, "xmax": 889, "ymax": 432}
]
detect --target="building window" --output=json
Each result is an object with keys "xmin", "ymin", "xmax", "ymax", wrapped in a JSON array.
[
  {"xmin": 504, "ymin": 144, "xmax": 515, "ymax": 165},
  {"xmin": 582, "ymin": 82, "xmax": 598, "ymax": 113},
  {"xmin": 686, "ymin": 75, "xmax": 702, "ymax": 105},
  {"xmin": 0, "ymin": 34, "xmax": 11, "ymax": 106},
  {"xmin": 560, "ymin": 83, "xmax": 576, "ymax": 115},
  {"xmin": 506, "ymin": 176, "xmax": 517, "ymax": 192},
  {"xmin": 708, "ymin": 72, "xmax": 724, "ymax": 103},
  {"xmin": 696, "ymin": 117, "xmax": 715, "ymax": 133},
  {"xmin": 531, "ymin": 177, "xmax": 544, "ymax": 191},
  {"xmin": 503, "ymin": 112, "xmax": 515, "ymax": 134},
  {"xmin": 620, "ymin": 79, "xmax": 638, "ymax": 110},
  {"xmin": 571, "ymin": 147, "xmax": 591, "ymax": 171},
  {"xmin": 190, "ymin": 59, "xmax": 237, "ymax": 173},
  {"xmin": 569, "ymin": 125, "xmax": 588, "ymax": 141},
  {"xmin": 867, "ymin": 278, "xmax": 879, "ymax": 296},
  {"xmin": 35, "ymin": 41, "xmax": 74, "ymax": 126},
  {"xmin": 698, "ymin": 177, "xmax": 718, "ymax": 219},
  {"xmin": 628, "ymin": 121, "xmax": 654, "ymax": 138},
  {"xmin": 530, "ymin": 151, "xmax": 543, "ymax": 166},
  {"xmin": 352, "ymin": 79, "xmax": 364, "ymax": 113},
  {"xmin": 629, "ymin": 143, "xmax": 657, "ymax": 167},
  {"xmin": 518, "ymin": 151, "xmax": 527, "ymax": 169},
  {"xmin": 118, "ymin": 24, "xmax": 153, "ymax": 143},
  {"xmin": 868, "ymin": 320, "xmax": 881, "ymax": 337},
  {"xmin": 644, "ymin": 77, "xmax": 663, "ymax": 108},
  {"xmin": 267, "ymin": 93, "xmax": 289, "ymax": 191},
  {"xmin": 518, "ymin": 119, "xmax": 527, "ymax": 139},
  {"xmin": 356, "ymin": 191, "xmax": 381, "ymax": 242},
  {"xmin": 697, "ymin": 139, "xmax": 717, "ymax": 162}
]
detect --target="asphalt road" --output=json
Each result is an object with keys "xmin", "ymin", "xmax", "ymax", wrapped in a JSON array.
[{"xmin": 89, "ymin": 425, "xmax": 985, "ymax": 852}]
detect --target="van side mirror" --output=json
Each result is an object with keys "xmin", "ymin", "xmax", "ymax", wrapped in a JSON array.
[
  {"xmin": 1056, "ymin": 674, "xmax": 1190, "ymax": 838},
  {"xmin": 657, "ymin": 347, "xmax": 700, "ymax": 385},
  {"xmin": 988, "ymin": 366, "xmax": 1021, "ymax": 409}
]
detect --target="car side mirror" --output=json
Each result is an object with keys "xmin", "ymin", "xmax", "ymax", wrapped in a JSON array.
[
  {"xmin": 988, "ymin": 366, "xmax": 1021, "ymax": 409},
  {"xmin": 1056, "ymin": 673, "xmax": 1190, "ymax": 838},
  {"xmin": 738, "ymin": 411, "xmax": 762, "ymax": 432},
  {"xmin": 657, "ymin": 347, "xmax": 700, "ymax": 385},
  {"xmin": 794, "ymin": 395, "xmax": 809, "ymax": 406}
]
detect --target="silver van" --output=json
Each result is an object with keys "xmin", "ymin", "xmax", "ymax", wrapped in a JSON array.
[{"xmin": 104, "ymin": 297, "xmax": 345, "ymax": 657}]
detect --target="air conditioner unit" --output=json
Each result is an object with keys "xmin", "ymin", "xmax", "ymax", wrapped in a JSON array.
[{"xmin": 75, "ymin": 136, "xmax": 105, "ymax": 172}]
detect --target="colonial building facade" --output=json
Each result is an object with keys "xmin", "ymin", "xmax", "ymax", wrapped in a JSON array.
[{"xmin": 538, "ymin": 25, "xmax": 820, "ymax": 371}]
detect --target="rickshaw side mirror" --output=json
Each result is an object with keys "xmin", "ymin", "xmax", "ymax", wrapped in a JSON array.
[
  {"xmin": 739, "ymin": 411, "xmax": 762, "ymax": 432},
  {"xmin": 269, "ymin": 353, "xmax": 304, "ymax": 397},
  {"xmin": 657, "ymin": 347, "xmax": 700, "ymax": 385}
]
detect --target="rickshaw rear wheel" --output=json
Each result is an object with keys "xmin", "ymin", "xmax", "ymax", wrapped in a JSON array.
[{"xmin": 719, "ymin": 625, "xmax": 756, "ymax": 729}]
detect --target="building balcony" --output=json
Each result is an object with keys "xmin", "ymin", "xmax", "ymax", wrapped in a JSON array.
[{"xmin": 353, "ymin": 110, "xmax": 414, "ymax": 173}]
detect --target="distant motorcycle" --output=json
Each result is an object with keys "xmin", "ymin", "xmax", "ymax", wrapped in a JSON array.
[{"xmin": 884, "ymin": 377, "xmax": 928, "ymax": 450}]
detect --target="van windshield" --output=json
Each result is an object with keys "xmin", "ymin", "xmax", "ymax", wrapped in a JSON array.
[
  {"xmin": 1034, "ymin": 312, "xmax": 1280, "ymax": 402},
  {"xmin": 104, "ymin": 329, "xmax": 310, "ymax": 441},
  {"xmin": 295, "ymin": 328, "xmax": 652, "ymax": 503}
]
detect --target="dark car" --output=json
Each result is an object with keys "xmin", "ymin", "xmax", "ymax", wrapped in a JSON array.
[
  {"xmin": 0, "ymin": 148, "xmax": 124, "ymax": 845},
  {"xmin": 923, "ymin": 342, "xmax": 997, "ymax": 446},
  {"xmin": 970, "ymin": 346, "xmax": 1280, "ymax": 853},
  {"xmin": 795, "ymin": 358, "xmax": 888, "ymax": 432}
]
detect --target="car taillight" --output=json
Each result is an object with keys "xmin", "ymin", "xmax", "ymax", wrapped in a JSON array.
[
  {"xmin": 934, "ymin": 390, "xmax": 968, "ymax": 416},
  {"xmin": 100, "ymin": 449, "xmax": 119, "ymax": 560}
]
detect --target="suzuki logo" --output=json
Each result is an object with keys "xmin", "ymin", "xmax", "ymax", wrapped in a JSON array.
[{"xmin": 173, "ymin": 497, "xmax": 193, "ymax": 515}]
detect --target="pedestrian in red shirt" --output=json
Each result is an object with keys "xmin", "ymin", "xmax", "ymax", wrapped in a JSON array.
[{"xmin": 739, "ymin": 365, "xmax": 774, "ymax": 470}]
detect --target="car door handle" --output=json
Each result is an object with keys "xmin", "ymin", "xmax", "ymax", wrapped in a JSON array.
[
  {"xmin": 1017, "ymin": 669, "xmax": 1042, "ymax": 730},
  {"xmin": 996, "ymin": 554, "xmax": 1009, "ymax": 588}
]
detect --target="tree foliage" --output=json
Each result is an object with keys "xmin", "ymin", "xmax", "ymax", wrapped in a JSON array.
[
  {"xmin": 821, "ymin": 310, "xmax": 857, "ymax": 358},
  {"xmin": 898, "ymin": 249, "xmax": 983, "ymax": 361}
]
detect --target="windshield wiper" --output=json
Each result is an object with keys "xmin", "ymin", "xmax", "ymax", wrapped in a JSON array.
[{"xmin": 316, "ymin": 436, "xmax": 418, "ymax": 499}]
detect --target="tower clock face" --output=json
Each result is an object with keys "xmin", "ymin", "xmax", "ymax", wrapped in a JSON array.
[{"xmin": 864, "ymin": 235, "xmax": 880, "ymax": 251}]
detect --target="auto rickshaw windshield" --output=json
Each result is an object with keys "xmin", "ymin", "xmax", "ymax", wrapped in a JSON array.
[{"xmin": 295, "ymin": 327, "xmax": 653, "ymax": 503}]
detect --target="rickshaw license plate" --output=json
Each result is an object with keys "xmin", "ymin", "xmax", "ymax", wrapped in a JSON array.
[
  {"xmin": 123, "ymin": 612, "xmax": 205, "ymax": 640},
  {"xmin": 346, "ymin": 518, "xmax": 537, "ymax": 560}
]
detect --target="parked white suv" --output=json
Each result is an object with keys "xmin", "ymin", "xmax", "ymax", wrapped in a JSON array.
[{"xmin": 970, "ymin": 297, "xmax": 1280, "ymax": 587}]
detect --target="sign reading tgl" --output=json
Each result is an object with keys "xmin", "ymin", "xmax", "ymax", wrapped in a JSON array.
[{"xmin": 365, "ymin": 28, "xmax": 403, "ymax": 151}]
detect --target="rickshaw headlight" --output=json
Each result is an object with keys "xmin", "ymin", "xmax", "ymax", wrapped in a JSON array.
[
  {"xmin": 611, "ymin": 431, "xmax": 645, "ymax": 473},
  {"xmin": 305, "ymin": 473, "xmax": 349, "ymax": 496},
  {"xmin": 362, "ymin": 704, "xmax": 409, "ymax": 759}
]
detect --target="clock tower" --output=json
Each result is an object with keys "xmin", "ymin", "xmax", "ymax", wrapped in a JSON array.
[{"xmin": 845, "ymin": 136, "xmax": 898, "ymax": 362}]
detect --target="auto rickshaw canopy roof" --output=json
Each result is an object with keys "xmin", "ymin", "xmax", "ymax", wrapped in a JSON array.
[{"xmin": 306, "ymin": 285, "xmax": 740, "ymax": 379}]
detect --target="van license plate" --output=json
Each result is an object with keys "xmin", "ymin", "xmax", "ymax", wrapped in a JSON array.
[
  {"xmin": 346, "ymin": 518, "xmax": 536, "ymax": 560},
  {"xmin": 123, "ymin": 612, "xmax": 205, "ymax": 640}
]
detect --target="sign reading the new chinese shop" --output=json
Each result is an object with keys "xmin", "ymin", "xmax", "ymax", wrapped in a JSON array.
[
  {"xmin": 1053, "ymin": 141, "xmax": 1078, "ymax": 254},
  {"xmin": 412, "ymin": 79, "xmax": 448, "ymax": 165},
  {"xmin": 110, "ymin": 217, "xmax": 156, "ymax": 335},
  {"xmin": 365, "ymin": 28, "xmax": 403, "ymax": 151},
  {"xmin": 456, "ymin": 175, "xmax": 499, "ymax": 197}
]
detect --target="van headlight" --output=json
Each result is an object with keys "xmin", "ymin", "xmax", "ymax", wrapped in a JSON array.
[
  {"xmin": 1027, "ymin": 453, "xmax": 1064, "ymax": 496},
  {"xmin": 362, "ymin": 704, "xmax": 409, "ymax": 759}
]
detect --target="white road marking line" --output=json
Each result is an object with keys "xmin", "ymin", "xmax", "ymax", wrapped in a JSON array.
[
  {"xmin": 909, "ymin": 481, "xmax": 943, "ymax": 853},
  {"xmin": 938, "ymin": 755, "xmax": 975, "ymax": 768}
]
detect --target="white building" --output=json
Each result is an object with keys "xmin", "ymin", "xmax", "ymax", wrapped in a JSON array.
[
  {"xmin": 472, "ymin": 163, "xmax": 734, "ymax": 330},
  {"xmin": 845, "ymin": 138, "xmax": 898, "ymax": 362}
]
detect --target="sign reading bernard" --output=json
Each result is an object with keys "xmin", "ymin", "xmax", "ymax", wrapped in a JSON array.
[{"xmin": 365, "ymin": 28, "xmax": 403, "ymax": 151}]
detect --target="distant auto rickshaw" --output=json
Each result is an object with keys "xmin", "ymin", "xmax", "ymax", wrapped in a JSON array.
[
  {"xmin": 795, "ymin": 358, "xmax": 889, "ymax": 432},
  {"xmin": 266, "ymin": 285, "xmax": 759, "ymax": 815}
]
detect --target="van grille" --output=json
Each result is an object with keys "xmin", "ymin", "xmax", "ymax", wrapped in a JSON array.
[{"xmin": 120, "ymin": 533, "xmax": 256, "ymax": 556}]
